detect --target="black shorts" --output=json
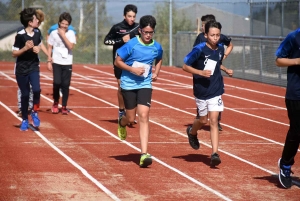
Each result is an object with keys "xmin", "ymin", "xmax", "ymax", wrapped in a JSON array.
[
  {"xmin": 114, "ymin": 65, "xmax": 122, "ymax": 79},
  {"xmin": 121, "ymin": 88, "xmax": 152, "ymax": 110}
]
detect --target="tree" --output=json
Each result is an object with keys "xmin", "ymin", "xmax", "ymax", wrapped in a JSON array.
[{"xmin": 153, "ymin": 1, "xmax": 193, "ymax": 65}]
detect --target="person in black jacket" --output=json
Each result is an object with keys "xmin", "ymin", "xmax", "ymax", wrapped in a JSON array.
[{"xmin": 104, "ymin": 4, "xmax": 139, "ymax": 121}]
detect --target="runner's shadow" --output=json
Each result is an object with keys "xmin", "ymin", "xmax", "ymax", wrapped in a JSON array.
[
  {"xmin": 109, "ymin": 153, "xmax": 140, "ymax": 166},
  {"xmin": 101, "ymin": 119, "xmax": 136, "ymax": 128},
  {"xmin": 253, "ymin": 175, "xmax": 300, "ymax": 188},
  {"xmin": 173, "ymin": 154, "xmax": 216, "ymax": 168},
  {"xmin": 14, "ymin": 124, "xmax": 39, "ymax": 131}
]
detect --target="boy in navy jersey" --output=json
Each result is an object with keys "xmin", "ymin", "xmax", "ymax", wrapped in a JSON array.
[
  {"xmin": 276, "ymin": 28, "xmax": 300, "ymax": 189},
  {"xmin": 114, "ymin": 15, "xmax": 163, "ymax": 168},
  {"xmin": 12, "ymin": 8, "xmax": 42, "ymax": 131},
  {"xmin": 183, "ymin": 21, "xmax": 233, "ymax": 167},
  {"xmin": 104, "ymin": 4, "xmax": 140, "ymax": 121},
  {"xmin": 194, "ymin": 14, "xmax": 234, "ymax": 131}
]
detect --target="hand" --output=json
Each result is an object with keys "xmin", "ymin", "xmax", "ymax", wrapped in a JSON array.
[
  {"xmin": 152, "ymin": 73, "xmax": 158, "ymax": 81},
  {"xmin": 57, "ymin": 28, "xmax": 65, "ymax": 36},
  {"xmin": 32, "ymin": 46, "xmax": 40, "ymax": 54},
  {"xmin": 122, "ymin": 34, "xmax": 130, "ymax": 43},
  {"xmin": 226, "ymin": 69, "xmax": 233, "ymax": 77},
  {"xmin": 201, "ymin": 70, "xmax": 212, "ymax": 78},
  {"xmin": 25, "ymin": 40, "xmax": 34, "ymax": 51},
  {"xmin": 47, "ymin": 62, "xmax": 53, "ymax": 71},
  {"xmin": 131, "ymin": 66, "xmax": 145, "ymax": 76}
]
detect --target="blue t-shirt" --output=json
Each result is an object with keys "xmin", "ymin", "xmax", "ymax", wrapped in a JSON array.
[
  {"xmin": 116, "ymin": 37, "xmax": 163, "ymax": 90},
  {"xmin": 276, "ymin": 29, "xmax": 300, "ymax": 100},
  {"xmin": 184, "ymin": 42, "xmax": 225, "ymax": 99},
  {"xmin": 47, "ymin": 24, "xmax": 76, "ymax": 35}
]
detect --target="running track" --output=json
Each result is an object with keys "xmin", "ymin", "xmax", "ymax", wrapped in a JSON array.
[{"xmin": 0, "ymin": 62, "xmax": 299, "ymax": 200}]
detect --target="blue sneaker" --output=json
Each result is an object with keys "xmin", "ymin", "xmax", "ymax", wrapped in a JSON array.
[
  {"xmin": 31, "ymin": 111, "xmax": 40, "ymax": 127},
  {"xmin": 278, "ymin": 158, "xmax": 293, "ymax": 188},
  {"xmin": 20, "ymin": 119, "xmax": 29, "ymax": 131}
]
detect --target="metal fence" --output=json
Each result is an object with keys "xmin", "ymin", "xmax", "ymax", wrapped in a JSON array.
[
  {"xmin": 175, "ymin": 32, "xmax": 286, "ymax": 86},
  {"xmin": 0, "ymin": 0, "xmax": 298, "ymax": 87}
]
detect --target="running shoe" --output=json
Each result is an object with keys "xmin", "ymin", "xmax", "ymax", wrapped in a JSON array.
[
  {"xmin": 61, "ymin": 106, "xmax": 68, "ymax": 115},
  {"xmin": 210, "ymin": 153, "xmax": 221, "ymax": 167},
  {"xmin": 186, "ymin": 126, "xmax": 200, "ymax": 150},
  {"xmin": 140, "ymin": 153, "xmax": 152, "ymax": 168},
  {"xmin": 118, "ymin": 117, "xmax": 127, "ymax": 140},
  {"xmin": 31, "ymin": 111, "xmax": 40, "ymax": 127},
  {"xmin": 278, "ymin": 158, "xmax": 293, "ymax": 189},
  {"xmin": 20, "ymin": 119, "xmax": 29, "ymax": 131},
  {"xmin": 51, "ymin": 102, "xmax": 59, "ymax": 114}
]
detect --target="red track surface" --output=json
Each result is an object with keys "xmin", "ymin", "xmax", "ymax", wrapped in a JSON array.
[{"xmin": 0, "ymin": 62, "xmax": 299, "ymax": 200}]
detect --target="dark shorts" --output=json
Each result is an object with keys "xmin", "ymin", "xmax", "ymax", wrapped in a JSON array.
[
  {"xmin": 121, "ymin": 88, "xmax": 152, "ymax": 110},
  {"xmin": 114, "ymin": 65, "xmax": 122, "ymax": 79}
]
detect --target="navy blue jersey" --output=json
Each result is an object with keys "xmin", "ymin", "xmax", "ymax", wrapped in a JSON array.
[
  {"xmin": 184, "ymin": 42, "xmax": 225, "ymax": 99},
  {"xmin": 276, "ymin": 28, "xmax": 300, "ymax": 100},
  {"xmin": 193, "ymin": 32, "xmax": 231, "ymax": 47},
  {"xmin": 13, "ymin": 28, "xmax": 41, "ymax": 75}
]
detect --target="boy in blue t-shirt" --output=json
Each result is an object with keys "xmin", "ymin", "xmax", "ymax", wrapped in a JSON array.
[
  {"xmin": 276, "ymin": 28, "xmax": 300, "ymax": 189},
  {"xmin": 114, "ymin": 15, "xmax": 163, "ymax": 168},
  {"xmin": 183, "ymin": 20, "xmax": 233, "ymax": 167},
  {"xmin": 12, "ymin": 8, "xmax": 42, "ymax": 131}
]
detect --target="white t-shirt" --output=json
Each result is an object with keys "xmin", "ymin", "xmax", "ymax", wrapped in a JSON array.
[{"xmin": 48, "ymin": 29, "xmax": 76, "ymax": 65}]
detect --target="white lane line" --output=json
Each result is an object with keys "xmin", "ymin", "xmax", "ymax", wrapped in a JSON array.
[
  {"xmin": 0, "ymin": 101, "xmax": 120, "ymax": 201},
  {"xmin": 159, "ymin": 69, "xmax": 285, "ymax": 99},
  {"xmin": 0, "ymin": 72, "xmax": 231, "ymax": 201}
]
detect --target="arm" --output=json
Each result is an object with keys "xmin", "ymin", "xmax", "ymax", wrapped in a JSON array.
[
  {"xmin": 182, "ymin": 64, "xmax": 211, "ymax": 78},
  {"xmin": 114, "ymin": 56, "xmax": 145, "ymax": 76},
  {"xmin": 12, "ymin": 40, "xmax": 34, "ymax": 58},
  {"xmin": 47, "ymin": 44, "xmax": 53, "ymax": 71},
  {"xmin": 276, "ymin": 58, "xmax": 300, "ymax": 67},
  {"xmin": 220, "ymin": 65, "xmax": 233, "ymax": 77},
  {"xmin": 58, "ymin": 28, "xmax": 75, "ymax": 50},
  {"xmin": 152, "ymin": 59, "xmax": 162, "ymax": 81},
  {"xmin": 223, "ymin": 42, "xmax": 233, "ymax": 60},
  {"xmin": 40, "ymin": 42, "xmax": 49, "ymax": 57},
  {"xmin": 104, "ymin": 25, "xmax": 126, "ymax": 46}
]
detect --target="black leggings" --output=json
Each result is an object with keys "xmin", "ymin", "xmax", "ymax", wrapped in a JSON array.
[
  {"xmin": 281, "ymin": 99, "xmax": 300, "ymax": 166},
  {"xmin": 52, "ymin": 63, "xmax": 72, "ymax": 107}
]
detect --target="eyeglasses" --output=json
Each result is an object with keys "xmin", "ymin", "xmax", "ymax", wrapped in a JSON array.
[{"xmin": 141, "ymin": 29, "xmax": 155, "ymax": 36}]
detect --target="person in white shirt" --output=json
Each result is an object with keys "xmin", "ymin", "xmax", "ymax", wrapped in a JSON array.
[{"xmin": 47, "ymin": 12, "xmax": 76, "ymax": 115}]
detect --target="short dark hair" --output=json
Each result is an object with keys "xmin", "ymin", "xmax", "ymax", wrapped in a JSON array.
[
  {"xmin": 58, "ymin": 12, "xmax": 72, "ymax": 25},
  {"xmin": 124, "ymin": 4, "xmax": 137, "ymax": 16},
  {"xmin": 204, "ymin": 20, "xmax": 222, "ymax": 34},
  {"xmin": 201, "ymin": 14, "xmax": 216, "ymax": 23},
  {"xmin": 19, "ymin": 8, "xmax": 36, "ymax": 27},
  {"xmin": 139, "ymin": 15, "xmax": 156, "ymax": 29}
]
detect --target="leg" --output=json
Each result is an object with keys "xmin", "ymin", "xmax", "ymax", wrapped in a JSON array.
[
  {"xmin": 114, "ymin": 65, "xmax": 125, "ymax": 117},
  {"xmin": 208, "ymin": 96, "xmax": 224, "ymax": 166},
  {"xmin": 17, "ymin": 88, "xmax": 22, "ymax": 116},
  {"xmin": 61, "ymin": 65, "xmax": 72, "ymax": 109},
  {"xmin": 278, "ymin": 99, "xmax": 300, "ymax": 189},
  {"xmin": 52, "ymin": 63, "xmax": 62, "ymax": 113},
  {"xmin": 218, "ymin": 112, "xmax": 223, "ymax": 131},
  {"xmin": 29, "ymin": 71, "xmax": 41, "ymax": 127},
  {"xmin": 16, "ymin": 75, "xmax": 30, "ymax": 131},
  {"xmin": 28, "ymin": 85, "xmax": 33, "ymax": 110}
]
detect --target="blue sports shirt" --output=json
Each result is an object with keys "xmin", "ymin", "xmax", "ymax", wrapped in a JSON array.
[
  {"xmin": 47, "ymin": 23, "xmax": 76, "ymax": 35},
  {"xmin": 184, "ymin": 42, "xmax": 225, "ymax": 99},
  {"xmin": 116, "ymin": 37, "xmax": 163, "ymax": 90},
  {"xmin": 276, "ymin": 28, "xmax": 300, "ymax": 100}
]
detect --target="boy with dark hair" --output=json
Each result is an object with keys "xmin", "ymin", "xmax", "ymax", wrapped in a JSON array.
[
  {"xmin": 183, "ymin": 20, "xmax": 233, "ymax": 167},
  {"xmin": 275, "ymin": 28, "xmax": 300, "ymax": 189},
  {"xmin": 104, "ymin": 4, "xmax": 139, "ymax": 120},
  {"xmin": 193, "ymin": 14, "xmax": 234, "ymax": 131},
  {"xmin": 12, "ymin": 8, "xmax": 42, "ymax": 131},
  {"xmin": 47, "ymin": 12, "xmax": 76, "ymax": 114},
  {"xmin": 114, "ymin": 15, "xmax": 163, "ymax": 168}
]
